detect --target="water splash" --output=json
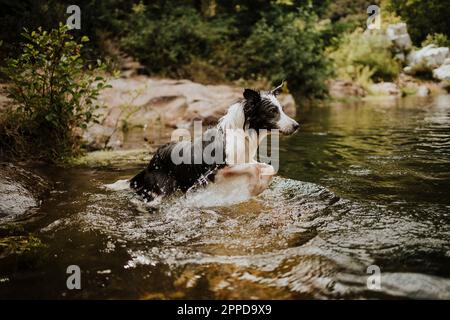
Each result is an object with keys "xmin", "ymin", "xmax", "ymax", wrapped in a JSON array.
[{"xmin": 38, "ymin": 175, "xmax": 450, "ymax": 299}]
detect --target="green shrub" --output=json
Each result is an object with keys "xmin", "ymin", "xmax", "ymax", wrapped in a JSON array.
[
  {"xmin": 0, "ymin": 24, "xmax": 110, "ymax": 162},
  {"xmin": 120, "ymin": 3, "xmax": 233, "ymax": 78},
  {"xmin": 114, "ymin": 2, "xmax": 331, "ymax": 97},
  {"xmin": 421, "ymin": 33, "xmax": 450, "ymax": 48},
  {"xmin": 328, "ymin": 28, "xmax": 400, "ymax": 84},
  {"xmin": 237, "ymin": 9, "xmax": 330, "ymax": 98}
]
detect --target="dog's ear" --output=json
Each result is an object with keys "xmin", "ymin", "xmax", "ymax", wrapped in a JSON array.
[
  {"xmin": 243, "ymin": 88, "xmax": 260, "ymax": 103},
  {"xmin": 271, "ymin": 81, "xmax": 284, "ymax": 96}
]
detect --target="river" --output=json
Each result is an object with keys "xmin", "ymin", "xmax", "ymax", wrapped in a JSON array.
[{"xmin": 1, "ymin": 95, "xmax": 449, "ymax": 299}]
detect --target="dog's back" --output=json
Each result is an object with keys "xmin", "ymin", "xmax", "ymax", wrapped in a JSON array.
[
  {"xmin": 130, "ymin": 131, "xmax": 225, "ymax": 201},
  {"xmin": 130, "ymin": 85, "xmax": 299, "ymax": 203}
]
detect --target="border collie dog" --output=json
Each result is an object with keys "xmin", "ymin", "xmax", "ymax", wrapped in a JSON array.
[{"xmin": 130, "ymin": 84, "xmax": 299, "ymax": 202}]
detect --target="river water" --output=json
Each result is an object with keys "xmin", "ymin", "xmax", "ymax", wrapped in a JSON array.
[{"xmin": 1, "ymin": 95, "xmax": 449, "ymax": 299}]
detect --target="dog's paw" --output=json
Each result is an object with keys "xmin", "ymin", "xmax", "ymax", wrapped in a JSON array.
[{"xmin": 256, "ymin": 163, "xmax": 276, "ymax": 177}]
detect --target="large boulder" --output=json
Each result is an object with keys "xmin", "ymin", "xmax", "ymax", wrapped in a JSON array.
[
  {"xmin": 0, "ymin": 164, "xmax": 50, "ymax": 220},
  {"xmin": 433, "ymin": 65, "xmax": 450, "ymax": 81},
  {"xmin": 386, "ymin": 23, "xmax": 412, "ymax": 52},
  {"xmin": 404, "ymin": 45, "xmax": 449, "ymax": 75},
  {"xmin": 84, "ymin": 77, "xmax": 297, "ymax": 150},
  {"xmin": 432, "ymin": 58, "xmax": 450, "ymax": 81}
]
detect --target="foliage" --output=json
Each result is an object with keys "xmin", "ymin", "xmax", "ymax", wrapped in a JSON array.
[
  {"xmin": 421, "ymin": 33, "xmax": 450, "ymax": 49},
  {"xmin": 120, "ymin": 3, "xmax": 234, "ymax": 78},
  {"xmin": 237, "ymin": 8, "xmax": 330, "ymax": 98},
  {"xmin": 109, "ymin": 1, "xmax": 331, "ymax": 97},
  {"xmin": 321, "ymin": 0, "xmax": 379, "ymax": 45},
  {"xmin": 0, "ymin": 0, "xmax": 128, "ymax": 74},
  {"xmin": 0, "ymin": 24, "xmax": 110, "ymax": 161},
  {"xmin": 388, "ymin": 0, "xmax": 450, "ymax": 45},
  {"xmin": 328, "ymin": 28, "xmax": 400, "ymax": 85},
  {"xmin": 2, "ymin": 0, "xmax": 446, "ymax": 102}
]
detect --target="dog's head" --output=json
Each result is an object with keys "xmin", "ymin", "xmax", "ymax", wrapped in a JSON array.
[{"xmin": 243, "ymin": 83, "xmax": 299, "ymax": 135}]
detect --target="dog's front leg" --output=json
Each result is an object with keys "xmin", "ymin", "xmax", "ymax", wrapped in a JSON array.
[{"xmin": 217, "ymin": 162, "xmax": 275, "ymax": 196}]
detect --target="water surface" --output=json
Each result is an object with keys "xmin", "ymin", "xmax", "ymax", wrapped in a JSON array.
[{"xmin": 1, "ymin": 95, "xmax": 449, "ymax": 299}]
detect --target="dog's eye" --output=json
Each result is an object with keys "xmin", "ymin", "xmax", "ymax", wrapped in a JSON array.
[{"xmin": 268, "ymin": 106, "xmax": 278, "ymax": 113}]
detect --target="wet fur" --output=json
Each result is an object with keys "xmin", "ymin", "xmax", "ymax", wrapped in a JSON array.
[{"xmin": 130, "ymin": 86, "xmax": 299, "ymax": 202}]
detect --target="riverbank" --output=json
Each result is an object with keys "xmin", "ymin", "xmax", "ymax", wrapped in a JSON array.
[
  {"xmin": 327, "ymin": 23, "xmax": 450, "ymax": 99},
  {"xmin": 327, "ymin": 73, "xmax": 447, "ymax": 99},
  {"xmin": 73, "ymin": 77, "xmax": 296, "ymax": 151}
]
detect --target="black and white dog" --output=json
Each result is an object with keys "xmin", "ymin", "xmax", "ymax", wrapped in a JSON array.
[{"xmin": 130, "ymin": 84, "xmax": 299, "ymax": 202}]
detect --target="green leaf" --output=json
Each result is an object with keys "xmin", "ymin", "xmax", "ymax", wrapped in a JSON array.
[{"xmin": 1, "ymin": 25, "xmax": 112, "ymax": 161}]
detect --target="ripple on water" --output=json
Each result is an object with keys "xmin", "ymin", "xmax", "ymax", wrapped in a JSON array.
[{"xmin": 40, "ymin": 176, "xmax": 450, "ymax": 299}]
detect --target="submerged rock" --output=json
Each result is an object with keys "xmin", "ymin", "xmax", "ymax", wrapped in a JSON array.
[{"xmin": 0, "ymin": 163, "xmax": 51, "ymax": 220}]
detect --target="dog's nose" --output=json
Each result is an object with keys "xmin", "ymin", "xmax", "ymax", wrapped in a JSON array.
[{"xmin": 293, "ymin": 122, "xmax": 300, "ymax": 131}]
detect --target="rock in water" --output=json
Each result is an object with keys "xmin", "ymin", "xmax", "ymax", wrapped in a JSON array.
[{"xmin": 0, "ymin": 163, "xmax": 50, "ymax": 220}]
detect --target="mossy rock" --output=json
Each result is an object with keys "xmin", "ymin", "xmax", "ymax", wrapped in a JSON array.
[{"xmin": 68, "ymin": 148, "xmax": 154, "ymax": 168}]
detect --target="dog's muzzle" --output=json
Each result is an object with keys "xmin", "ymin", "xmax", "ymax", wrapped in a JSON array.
[{"xmin": 280, "ymin": 121, "xmax": 300, "ymax": 135}]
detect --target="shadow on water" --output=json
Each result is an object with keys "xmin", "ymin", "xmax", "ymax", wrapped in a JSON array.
[{"xmin": 0, "ymin": 95, "xmax": 449, "ymax": 299}]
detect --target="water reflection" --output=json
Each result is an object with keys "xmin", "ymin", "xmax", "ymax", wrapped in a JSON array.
[
  {"xmin": 280, "ymin": 95, "xmax": 450, "ymax": 205},
  {"xmin": 0, "ymin": 95, "xmax": 449, "ymax": 299}
]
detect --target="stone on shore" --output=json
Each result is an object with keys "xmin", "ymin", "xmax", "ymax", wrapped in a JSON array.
[
  {"xmin": 405, "ymin": 45, "xmax": 449, "ymax": 75},
  {"xmin": 386, "ymin": 23, "xmax": 412, "ymax": 52},
  {"xmin": 433, "ymin": 64, "xmax": 450, "ymax": 81},
  {"xmin": 370, "ymin": 82, "xmax": 400, "ymax": 96}
]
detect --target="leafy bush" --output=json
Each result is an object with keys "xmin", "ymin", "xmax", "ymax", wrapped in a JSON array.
[
  {"xmin": 0, "ymin": 24, "xmax": 110, "ymax": 161},
  {"xmin": 421, "ymin": 33, "xmax": 450, "ymax": 48},
  {"xmin": 120, "ymin": 3, "xmax": 233, "ymax": 78},
  {"xmin": 328, "ymin": 28, "xmax": 400, "ymax": 85},
  {"xmin": 321, "ymin": 0, "xmax": 379, "ymax": 45},
  {"xmin": 114, "ymin": 2, "xmax": 331, "ymax": 97},
  {"xmin": 237, "ymin": 9, "xmax": 330, "ymax": 98},
  {"xmin": 0, "ymin": 1, "xmax": 333, "ymax": 99}
]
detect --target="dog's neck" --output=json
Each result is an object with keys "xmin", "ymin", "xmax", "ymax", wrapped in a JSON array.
[
  {"xmin": 218, "ymin": 102, "xmax": 266, "ymax": 164},
  {"xmin": 218, "ymin": 102, "xmax": 246, "ymax": 131}
]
